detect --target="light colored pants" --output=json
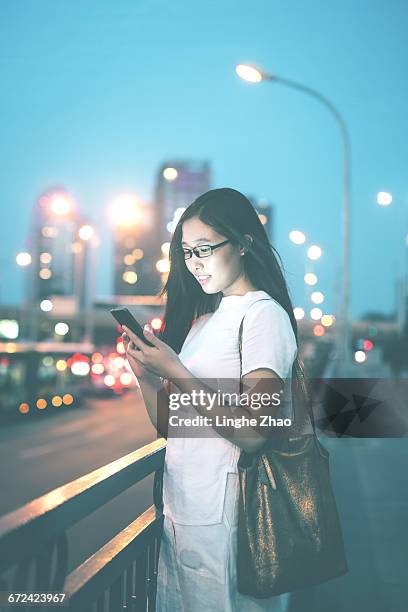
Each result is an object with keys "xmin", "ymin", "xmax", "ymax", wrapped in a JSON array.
[{"xmin": 156, "ymin": 472, "xmax": 290, "ymax": 612}]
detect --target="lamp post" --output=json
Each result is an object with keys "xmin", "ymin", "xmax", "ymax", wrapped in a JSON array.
[
  {"xmin": 376, "ymin": 191, "xmax": 408, "ymax": 332},
  {"xmin": 236, "ymin": 63, "xmax": 351, "ymax": 365}
]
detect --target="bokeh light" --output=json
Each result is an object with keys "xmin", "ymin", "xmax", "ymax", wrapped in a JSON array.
[
  {"xmin": 55, "ymin": 322, "xmax": 69, "ymax": 335},
  {"xmin": 311, "ymin": 291, "xmax": 324, "ymax": 304},
  {"xmin": 293, "ymin": 307, "xmax": 305, "ymax": 320},
  {"xmin": 163, "ymin": 167, "xmax": 178, "ymax": 181},
  {"xmin": 16, "ymin": 252, "xmax": 32, "ymax": 266},
  {"xmin": 310, "ymin": 308, "xmax": 323, "ymax": 320},
  {"xmin": 354, "ymin": 350, "xmax": 367, "ymax": 363},
  {"xmin": 304, "ymin": 273, "xmax": 318, "ymax": 286},
  {"xmin": 289, "ymin": 230, "xmax": 306, "ymax": 245},
  {"xmin": 40, "ymin": 299, "xmax": 53, "ymax": 312},
  {"xmin": 307, "ymin": 245, "xmax": 322, "ymax": 260}
]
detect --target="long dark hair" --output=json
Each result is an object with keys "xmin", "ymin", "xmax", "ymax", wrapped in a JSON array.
[{"xmin": 158, "ymin": 187, "xmax": 309, "ymax": 412}]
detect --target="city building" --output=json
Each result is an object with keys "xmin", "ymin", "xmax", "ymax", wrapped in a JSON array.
[
  {"xmin": 155, "ymin": 160, "xmax": 211, "ymax": 245},
  {"xmin": 111, "ymin": 195, "xmax": 161, "ymax": 296},
  {"xmin": 26, "ymin": 188, "xmax": 79, "ymax": 303},
  {"xmin": 21, "ymin": 188, "xmax": 96, "ymax": 341}
]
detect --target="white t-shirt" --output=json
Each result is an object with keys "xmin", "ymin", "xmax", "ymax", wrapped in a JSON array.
[{"xmin": 162, "ymin": 290, "xmax": 298, "ymax": 525}]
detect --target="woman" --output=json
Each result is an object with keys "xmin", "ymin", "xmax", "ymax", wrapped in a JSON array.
[{"xmin": 122, "ymin": 188, "xmax": 304, "ymax": 611}]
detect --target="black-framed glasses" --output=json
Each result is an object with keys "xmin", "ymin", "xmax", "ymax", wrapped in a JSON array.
[{"xmin": 181, "ymin": 239, "xmax": 230, "ymax": 260}]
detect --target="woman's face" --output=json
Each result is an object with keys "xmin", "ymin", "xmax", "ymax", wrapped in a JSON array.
[{"xmin": 181, "ymin": 216, "xmax": 252, "ymax": 296}]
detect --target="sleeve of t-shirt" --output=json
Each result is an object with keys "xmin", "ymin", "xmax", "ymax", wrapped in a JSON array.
[{"xmin": 241, "ymin": 300, "xmax": 298, "ymax": 380}]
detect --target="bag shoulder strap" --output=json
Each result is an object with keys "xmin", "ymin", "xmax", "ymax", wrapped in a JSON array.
[
  {"xmin": 238, "ymin": 297, "xmax": 318, "ymax": 439},
  {"xmin": 238, "ymin": 298, "xmax": 273, "ymax": 389}
]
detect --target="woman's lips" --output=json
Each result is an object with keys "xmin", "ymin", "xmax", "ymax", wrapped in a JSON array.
[{"xmin": 196, "ymin": 274, "xmax": 211, "ymax": 285}]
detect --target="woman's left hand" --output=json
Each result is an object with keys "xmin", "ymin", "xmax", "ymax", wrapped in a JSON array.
[{"xmin": 122, "ymin": 324, "xmax": 184, "ymax": 381}]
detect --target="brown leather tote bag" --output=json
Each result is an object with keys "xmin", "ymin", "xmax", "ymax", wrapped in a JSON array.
[{"xmin": 236, "ymin": 299, "xmax": 348, "ymax": 597}]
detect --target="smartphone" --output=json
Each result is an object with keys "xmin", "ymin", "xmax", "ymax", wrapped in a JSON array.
[{"xmin": 110, "ymin": 307, "xmax": 155, "ymax": 347}]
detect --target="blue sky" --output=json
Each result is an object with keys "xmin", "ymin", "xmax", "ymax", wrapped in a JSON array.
[{"xmin": 1, "ymin": 0, "xmax": 407, "ymax": 319}]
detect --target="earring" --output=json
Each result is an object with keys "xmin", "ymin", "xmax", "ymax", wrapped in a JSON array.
[{"xmin": 242, "ymin": 236, "xmax": 253, "ymax": 254}]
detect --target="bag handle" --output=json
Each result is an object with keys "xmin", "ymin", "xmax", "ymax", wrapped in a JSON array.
[{"xmin": 238, "ymin": 298, "xmax": 318, "ymax": 443}]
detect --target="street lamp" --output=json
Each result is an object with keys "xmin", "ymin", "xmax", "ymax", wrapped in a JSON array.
[
  {"xmin": 49, "ymin": 193, "xmax": 74, "ymax": 216},
  {"xmin": 289, "ymin": 230, "xmax": 306, "ymax": 245},
  {"xmin": 109, "ymin": 194, "xmax": 142, "ymax": 227},
  {"xmin": 376, "ymin": 191, "xmax": 393, "ymax": 207},
  {"xmin": 307, "ymin": 245, "xmax": 322, "ymax": 261},
  {"xmin": 375, "ymin": 191, "xmax": 408, "ymax": 331},
  {"xmin": 16, "ymin": 252, "xmax": 32, "ymax": 267},
  {"xmin": 236, "ymin": 62, "xmax": 351, "ymax": 365}
]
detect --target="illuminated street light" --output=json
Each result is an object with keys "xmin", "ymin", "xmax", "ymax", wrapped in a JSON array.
[
  {"xmin": 163, "ymin": 167, "xmax": 178, "ymax": 181},
  {"xmin": 375, "ymin": 190, "xmax": 408, "ymax": 331},
  {"xmin": 376, "ymin": 191, "xmax": 393, "ymax": 207},
  {"xmin": 310, "ymin": 307, "xmax": 323, "ymax": 320},
  {"xmin": 304, "ymin": 273, "xmax": 318, "ymax": 286},
  {"xmin": 289, "ymin": 230, "xmax": 306, "ymax": 245},
  {"xmin": 236, "ymin": 61, "xmax": 351, "ymax": 364},
  {"xmin": 307, "ymin": 245, "xmax": 322, "ymax": 260},
  {"xmin": 235, "ymin": 63, "xmax": 264, "ymax": 83},
  {"xmin": 110, "ymin": 194, "xmax": 142, "ymax": 227},
  {"xmin": 311, "ymin": 291, "xmax": 324, "ymax": 304},
  {"xmin": 50, "ymin": 193, "xmax": 73, "ymax": 216},
  {"xmin": 55, "ymin": 322, "xmax": 69, "ymax": 336},
  {"xmin": 40, "ymin": 299, "xmax": 53, "ymax": 312},
  {"xmin": 16, "ymin": 252, "xmax": 31, "ymax": 266},
  {"xmin": 78, "ymin": 224, "xmax": 95, "ymax": 240},
  {"xmin": 293, "ymin": 307, "xmax": 305, "ymax": 320}
]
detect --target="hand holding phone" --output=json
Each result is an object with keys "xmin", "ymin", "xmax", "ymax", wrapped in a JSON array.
[{"xmin": 110, "ymin": 308, "xmax": 155, "ymax": 347}]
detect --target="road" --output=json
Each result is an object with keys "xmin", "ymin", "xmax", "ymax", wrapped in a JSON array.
[{"xmin": 0, "ymin": 389, "xmax": 158, "ymax": 574}]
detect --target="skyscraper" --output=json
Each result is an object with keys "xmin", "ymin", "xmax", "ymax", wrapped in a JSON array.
[
  {"xmin": 27, "ymin": 188, "xmax": 79, "ymax": 303},
  {"xmin": 155, "ymin": 160, "xmax": 211, "ymax": 244},
  {"xmin": 22, "ymin": 188, "xmax": 96, "ymax": 341},
  {"xmin": 111, "ymin": 196, "xmax": 161, "ymax": 296}
]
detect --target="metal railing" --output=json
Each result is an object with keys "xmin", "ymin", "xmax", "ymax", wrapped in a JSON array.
[{"xmin": 0, "ymin": 438, "xmax": 166, "ymax": 611}]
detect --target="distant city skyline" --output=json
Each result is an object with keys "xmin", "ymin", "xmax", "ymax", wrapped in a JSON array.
[
  {"xmin": 1, "ymin": 0, "xmax": 407, "ymax": 320},
  {"xmin": 16, "ymin": 161, "xmax": 277, "ymax": 312}
]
